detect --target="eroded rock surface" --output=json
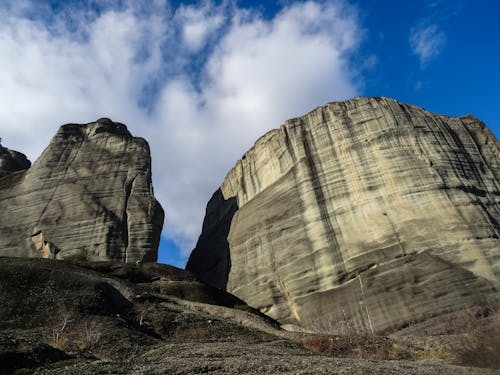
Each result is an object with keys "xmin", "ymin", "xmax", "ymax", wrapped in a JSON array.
[
  {"xmin": 188, "ymin": 97, "xmax": 500, "ymax": 333},
  {"xmin": 0, "ymin": 118, "xmax": 164, "ymax": 262}
]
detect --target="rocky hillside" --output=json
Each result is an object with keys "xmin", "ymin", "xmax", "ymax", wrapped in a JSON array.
[
  {"xmin": 1, "ymin": 257, "xmax": 497, "ymax": 374},
  {"xmin": 187, "ymin": 97, "xmax": 500, "ymax": 334},
  {"xmin": 0, "ymin": 119, "xmax": 164, "ymax": 262}
]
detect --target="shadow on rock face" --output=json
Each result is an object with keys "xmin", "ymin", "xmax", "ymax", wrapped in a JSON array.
[{"xmin": 186, "ymin": 188, "xmax": 238, "ymax": 290}]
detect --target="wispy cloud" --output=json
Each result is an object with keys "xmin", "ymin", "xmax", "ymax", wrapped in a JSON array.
[
  {"xmin": 409, "ymin": 1, "xmax": 462, "ymax": 69},
  {"xmin": 0, "ymin": 0, "xmax": 363, "ymax": 262},
  {"xmin": 409, "ymin": 22, "xmax": 446, "ymax": 68}
]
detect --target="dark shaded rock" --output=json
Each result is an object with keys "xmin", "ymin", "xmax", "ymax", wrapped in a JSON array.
[
  {"xmin": 0, "ymin": 337, "xmax": 71, "ymax": 375},
  {"xmin": 0, "ymin": 145, "xmax": 31, "ymax": 177},
  {"xmin": 0, "ymin": 257, "xmax": 281, "ymax": 371},
  {"xmin": 0, "ymin": 119, "xmax": 164, "ymax": 262},
  {"xmin": 186, "ymin": 188, "xmax": 238, "ymax": 290}
]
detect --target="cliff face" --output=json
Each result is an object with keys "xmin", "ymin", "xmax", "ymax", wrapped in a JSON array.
[
  {"xmin": 187, "ymin": 97, "xmax": 500, "ymax": 333},
  {"xmin": 0, "ymin": 118, "xmax": 164, "ymax": 262}
]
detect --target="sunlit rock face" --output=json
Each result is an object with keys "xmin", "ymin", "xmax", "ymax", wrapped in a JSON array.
[
  {"xmin": 0, "ymin": 118, "xmax": 164, "ymax": 262},
  {"xmin": 188, "ymin": 97, "xmax": 500, "ymax": 333}
]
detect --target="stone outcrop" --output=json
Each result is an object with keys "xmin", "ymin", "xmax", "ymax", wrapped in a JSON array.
[
  {"xmin": 187, "ymin": 97, "xmax": 500, "ymax": 333},
  {"xmin": 0, "ymin": 118, "xmax": 164, "ymax": 262}
]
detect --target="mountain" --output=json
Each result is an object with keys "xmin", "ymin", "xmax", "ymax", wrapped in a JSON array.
[
  {"xmin": 0, "ymin": 118, "xmax": 164, "ymax": 262},
  {"xmin": 187, "ymin": 97, "xmax": 500, "ymax": 334}
]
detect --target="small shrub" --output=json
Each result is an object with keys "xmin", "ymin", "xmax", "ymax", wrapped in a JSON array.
[
  {"xmin": 48, "ymin": 307, "xmax": 112, "ymax": 358},
  {"xmin": 79, "ymin": 320, "xmax": 104, "ymax": 352},
  {"xmin": 135, "ymin": 302, "xmax": 155, "ymax": 327},
  {"xmin": 51, "ymin": 335, "xmax": 69, "ymax": 351},
  {"xmin": 50, "ymin": 309, "xmax": 72, "ymax": 350}
]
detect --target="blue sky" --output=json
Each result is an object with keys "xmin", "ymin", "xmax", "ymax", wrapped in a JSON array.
[{"xmin": 0, "ymin": 0, "xmax": 498, "ymax": 268}]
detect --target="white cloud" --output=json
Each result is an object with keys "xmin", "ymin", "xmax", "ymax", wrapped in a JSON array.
[
  {"xmin": 175, "ymin": 1, "xmax": 226, "ymax": 52},
  {"xmin": 409, "ymin": 23, "xmax": 446, "ymax": 68},
  {"xmin": 0, "ymin": 0, "xmax": 363, "ymax": 264}
]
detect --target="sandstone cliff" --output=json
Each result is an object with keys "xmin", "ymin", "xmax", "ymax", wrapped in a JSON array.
[
  {"xmin": 187, "ymin": 97, "xmax": 500, "ymax": 333},
  {"xmin": 0, "ymin": 118, "xmax": 164, "ymax": 262}
]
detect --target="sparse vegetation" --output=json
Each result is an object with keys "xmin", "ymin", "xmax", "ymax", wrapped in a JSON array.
[
  {"xmin": 135, "ymin": 302, "xmax": 155, "ymax": 328},
  {"xmin": 80, "ymin": 320, "xmax": 105, "ymax": 353},
  {"xmin": 50, "ymin": 308, "xmax": 72, "ymax": 351},
  {"xmin": 447, "ymin": 306, "xmax": 500, "ymax": 368},
  {"xmin": 298, "ymin": 304, "xmax": 500, "ymax": 369},
  {"xmin": 49, "ymin": 307, "xmax": 107, "ymax": 357},
  {"xmin": 299, "ymin": 335, "xmax": 412, "ymax": 361},
  {"xmin": 299, "ymin": 310, "xmax": 410, "ymax": 360},
  {"xmin": 309, "ymin": 309, "xmax": 369, "ymax": 336}
]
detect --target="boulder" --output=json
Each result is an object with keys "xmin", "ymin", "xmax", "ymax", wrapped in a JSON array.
[
  {"xmin": 187, "ymin": 97, "xmax": 500, "ymax": 333},
  {"xmin": 0, "ymin": 118, "xmax": 164, "ymax": 262}
]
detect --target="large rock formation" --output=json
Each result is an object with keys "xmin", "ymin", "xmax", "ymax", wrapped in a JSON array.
[
  {"xmin": 0, "ymin": 118, "xmax": 164, "ymax": 262},
  {"xmin": 187, "ymin": 97, "xmax": 500, "ymax": 333}
]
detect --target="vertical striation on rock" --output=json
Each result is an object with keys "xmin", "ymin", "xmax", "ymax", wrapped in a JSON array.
[
  {"xmin": 0, "ymin": 118, "xmax": 164, "ymax": 262},
  {"xmin": 187, "ymin": 97, "xmax": 500, "ymax": 333}
]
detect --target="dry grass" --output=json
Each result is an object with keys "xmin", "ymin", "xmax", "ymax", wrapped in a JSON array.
[
  {"xmin": 300, "ymin": 309, "xmax": 409, "ymax": 360},
  {"xmin": 50, "ymin": 308, "xmax": 72, "ymax": 351},
  {"xmin": 48, "ymin": 307, "xmax": 111, "ymax": 359},
  {"xmin": 300, "ymin": 305, "xmax": 500, "ymax": 369},
  {"xmin": 299, "ymin": 335, "xmax": 413, "ymax": 361},
  {"xmin": 79, "ymin": 320, "xmax": 105, "ymax": 352},
  {"xmin": 447, "ymin": 306, "xmax": 500, "ymax": 369},
  {"xmin": 308, "ymin": 310, "xmax": 369, "ymax": 337},
  {"xmin": 134, "ymin": 301, "xmax": 156, "ymax": 328}
]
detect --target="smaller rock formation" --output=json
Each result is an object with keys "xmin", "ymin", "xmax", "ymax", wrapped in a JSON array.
[
  {"xmin": 0, "ymin": 118, "xmax": 164, "ymax": 262},
  {"xmin": 30, "ymin": 227, "xmax": 59, "ymax": 259}
]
